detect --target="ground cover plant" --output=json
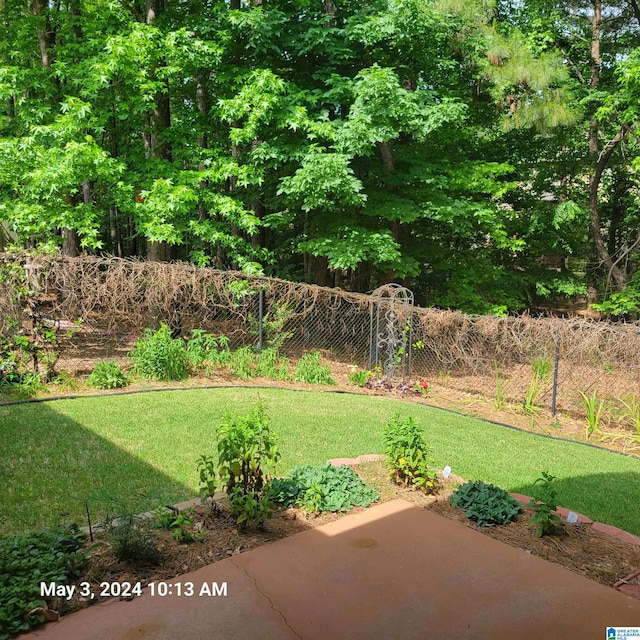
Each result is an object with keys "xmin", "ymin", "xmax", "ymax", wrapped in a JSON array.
[
  {"xmin": 450, "ymin": 480, "xmax": 521, "ymax": 527},
  {"xmin": 2, "ymin": 388, "xmax": 640, "ymax": 537},
  {"xmin": 272, "ymin": 464, "xmax": 379, "ymax": 513},
  {"xmin": 0, "ymin": 525, "xmax": 86, "ymax": 639}
]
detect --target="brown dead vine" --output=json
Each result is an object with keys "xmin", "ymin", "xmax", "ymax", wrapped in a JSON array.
[{"xmin": 2, "ymin": 253, "xmax": 640, "ymax": 424}]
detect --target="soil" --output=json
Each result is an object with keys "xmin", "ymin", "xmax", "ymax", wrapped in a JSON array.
[{"xmin": 51, "ymin": 460, "xmax": 640, "ymax": 621}]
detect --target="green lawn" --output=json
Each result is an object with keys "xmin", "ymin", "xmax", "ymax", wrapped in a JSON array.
[{"xmin": 2, "ymin": 387, "xmax": 640, "ymax": 535}]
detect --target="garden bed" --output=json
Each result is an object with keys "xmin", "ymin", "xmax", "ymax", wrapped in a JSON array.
[{"xmin": 42, "ymin": 459, "xmax": 640, "ymax": 627}]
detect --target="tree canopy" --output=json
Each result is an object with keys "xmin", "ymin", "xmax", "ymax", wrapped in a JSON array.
[{"xmin": 1, "ymin": 0, "xmax": 640, "ymax": 316}]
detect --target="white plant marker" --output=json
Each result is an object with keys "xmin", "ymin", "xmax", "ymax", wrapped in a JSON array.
[
  {"xmin": 566, "ymin": 511, "xmax": 578, "ymax": 524},
  {"xmin": 443, "ymin": 465, "xmax": 451, "ymax": 479}
]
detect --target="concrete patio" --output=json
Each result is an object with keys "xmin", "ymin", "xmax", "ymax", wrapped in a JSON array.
[{"xmin": 24, "ymin": 499, "xmax": 640, "ymax": 640}]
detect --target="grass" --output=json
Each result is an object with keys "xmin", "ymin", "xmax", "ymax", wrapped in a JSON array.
[{"xmin": 2, "ymin": 387, "xmax": 640, "ymax": 535}]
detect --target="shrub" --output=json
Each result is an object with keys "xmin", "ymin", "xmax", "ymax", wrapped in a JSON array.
[
  {"xmin": 129, "ymin": 324, "xmax": 189, "ymax": 381},
  {"xmin": 0, "ymin": 524, "xmax": 86, "ymax": 638},
  {"xmin": 216, "ymin": 404, "xmax": 280, "ymax": 527},
  {"xmin": 87, "ymin": 361, "xmax": 128, "ymax": 389},
  {"xmin": 450, "ymin": 480, "xmax": 521, "ymax": 527},
  {"xmin": 293, "ymin": 351, "xmax": 335, "ymax": 385},
  {"xmin": 382, "ymin": 413, "xmax": 438, "ymax": 493},
  {"xmin": 272, "ymin": 464, "xmax": 380, "ymax": 513}
]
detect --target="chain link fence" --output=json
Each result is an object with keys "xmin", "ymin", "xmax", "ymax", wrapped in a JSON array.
[{"xmin": 2, "ymin": 254, "xmax": 640, "ymax": 426}]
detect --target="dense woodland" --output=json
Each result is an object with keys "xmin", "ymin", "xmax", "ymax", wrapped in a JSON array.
[{"xmin": 1, "ymin": 0, "xmax": 640, "ymax": 315}]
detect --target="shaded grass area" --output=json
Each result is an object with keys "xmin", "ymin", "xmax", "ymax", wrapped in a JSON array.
[{"xmin": 2, "ymin": 387, "xmax": 640, "ymax": 535}]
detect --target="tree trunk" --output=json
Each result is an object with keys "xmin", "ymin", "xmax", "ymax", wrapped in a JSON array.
[
  {"xmin": 588, "ymin": 123, "xmax": 631, "ymax": 290},
  {"xmin": 147, "ymin": 240, "xmax": 172, "ymax": 262},
  {"xmin": 314, "ymin": 255, "xmax": 329, "ymax": 286},
  {"xmin": 143, "ymin": 0, "xmax": 171, "ymax": 261},
  {"xmin": 30, "ymin": 0, "xmax": 55, "ymax": 68},
  {"xmin": 378, "ymin": 141, "xmax": 400, "ymax": 283},
  {"xmin": 109, "ymin": 208, "xmax": 123, "ymax": 257},
  {"xmin": 587, "ymin": 0, "xmax": 627, "ymax": 290},
  {"xmin": 62, "ymin": 228, "xmax": 79, "ymax": 257},
  {"xmin": 195, "ymin": 76, "xmax": 210, "ymax": 255}
]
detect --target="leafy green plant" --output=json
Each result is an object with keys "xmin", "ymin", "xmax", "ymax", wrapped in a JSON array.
[
  {"xmin": 293, "ymin": 351, "xmax": 335, "ymax": 385},
  {"xmin": 51, "ymin": 370, "xmax": 79, "ymax": 391},
  {"xmin": 249, "ymin": 301, "xmax": 294, "ymax": 351},
  {"xmin": 197, "ymin": 454, "xmax": 219, "ymax": 504},
  {"xmin": 0, "ymin": 370, "xmax": 45, "ymax": 398},
  {"xmin": 152, "ymin": 506, "xmax": 175, "ymax": 530},
  {"xmin": 523, "ymin": 356, "xmax": 551, "ymax": 415},
  {"xmin": 579, "ymin": 390, "xmax": 605, "ymax": 439},
  {"xmin": 254, "ymin": 348, "xmax": 291, "ymax": 380},
  {"xmin": 228, "ymin": 486, "xmax": 276, "ymax": 527},
  {"xmin": 226, "ymin": 280, "xmax": 257, "ymax": 308},
  {"xmin": 271, "ymin": 464, "xmax": 380, "ymax": 513},
  {"xmin": 169, "ymin": 510, "xmax": 203, "ymax": 543},
  {"xmin": 130, "ymin": 323, "xmax": 190, "ymax": 381},
  {"xmin": 348, "ymin": 369, "xmax": 373, "ymax": 387},
  {"xmin": 382, "ymin": 413, "xmax": 438, "ymax": 494},
  {"xmin": 216, "ymin": 405, "xmax": 280, "ymax": 527},
  {"xmin": 414, "ymin": 380, "xmax": 430, "ymax": 397},
  {"xmin": 528, "ymin": 471, "xmax": 562, "ymax": 537},
  {"xmin": 227, "ymin": 345, "xmax": 291, "ymax": 380},
  {"xmin": 228, "ymin": 346, "xmax": 257, "ymax": 379},
  {"xmin": 87, "ymin": 361, "xmax": 129, "ymax": 389},
  {"xmin": 450, "ymin": 480, "xmax": 521, "ymax": 527},
  {"xmin": 0, "ymin": 524, "xmax": 86, "ymax": 638},
  {"xmin": 186, "ymin": 330, "xmax": 231, "ymax": 370}
]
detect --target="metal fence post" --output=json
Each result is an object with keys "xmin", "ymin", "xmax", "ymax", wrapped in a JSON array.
[
  {"xmin": 258, "ymin": 286, "xmax": 264, "ymax": 353},
  {"xmin": 551, "ymin": 332, "xmax": 560, "ymax": 416}
]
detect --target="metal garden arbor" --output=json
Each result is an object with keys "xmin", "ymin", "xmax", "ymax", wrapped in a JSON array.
[{"xmin": 368, "ymin": 284, "xmax": 414, "ymax": 382}]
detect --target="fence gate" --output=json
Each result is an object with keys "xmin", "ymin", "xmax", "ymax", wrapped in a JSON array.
[{"xmin": 369, "ymin": 284, "xmax": 414, "ymax": 382}]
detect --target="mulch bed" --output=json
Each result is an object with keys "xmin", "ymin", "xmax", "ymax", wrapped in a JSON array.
[{"xmin": 51, "ymin": 460, "xmax": 640, "ymax": 621}]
